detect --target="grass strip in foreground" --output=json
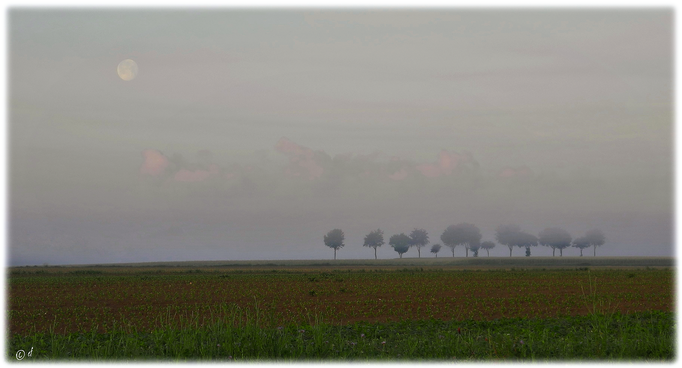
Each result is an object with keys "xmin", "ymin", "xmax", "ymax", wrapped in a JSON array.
[{"xmin": 8, "ymin": 311, "xmax": 673, "ymax": 361}]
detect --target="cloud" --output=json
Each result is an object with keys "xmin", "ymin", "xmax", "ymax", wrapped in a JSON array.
[
  {"xmin": 275, "ymin": 137, "xmax": 326, "ymax": 180},
  {"xmin": 140, "ymin": 149, "xmax": 170, "ymax": 176},
  {"xmin": 174, "ymin": 164, "xmax": 220, "ymax": 182},
  {"xmin": 141, "ymin": 140, "xmax": 491, "ymax": 193},
  {"xmin": 415, "ymin": 150, "xmax": 478, "ymax": 178},
  {"xmin": 140, "ymin": 149, "xmax": 222, "ymax": 183}
]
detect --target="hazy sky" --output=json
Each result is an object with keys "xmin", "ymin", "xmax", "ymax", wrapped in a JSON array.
[{"xmin": 8, "ymin": 9, "xmax": 672, "ymax": 266}]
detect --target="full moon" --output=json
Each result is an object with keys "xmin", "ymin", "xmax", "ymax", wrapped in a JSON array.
[{"xmin": 117, "ymin": 59, "xmax": 138, "ymax": 81}]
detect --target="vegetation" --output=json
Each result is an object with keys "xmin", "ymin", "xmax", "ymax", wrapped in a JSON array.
[
  {"xmin": 441, "ymin": 223, "xmax": 482, "ymax": 258},
  {"xmin": 322, "ymin": 224, "xmax": 605, "ymax": 259},
  {"xmin": 539, "ymin": 227, "xmax": 573, "ymax": 257},
  {"xmin": 388, "ymin": 233, "xmax": 411, "ymax": 258},
  {"xmin": 572, "ymin": 236, "xmax": 591, "ymax": 257},
  {"xmin": 496, "ymin": 225, "xmax": 539, "ymax": 257},
  {"xmin": 430, "ymin": 244, "xmax": 441, "ymax": 258},
  {"xmin": 408, "ymin": 228, "xmax": 429, "ymax": 258},
  {"xmin": 7, "ymin": 267, "xmax": 674, "ymax": 361},
  {"xmin": 363, "ymin": 229, "xmax": 384, "ymax": 260},
  {"xmin": 8, "ymin": 311, "xmax": 673, "ymax": 361},
  {"xmin": 585, "ymin": 229, "xmax": 606, "ymax": 256},
  {"xmin": 469, "ymin": 242, "xmax": 481, "ymax": 257},
  {"xmin": 324, "ymin": 229, "xmax": 345, "ymax": 260},
  {"xmin": 480, "ymin": 241, "xmax": 496, "ymax": 257},
  {"xmin": 496, "ymin": 224, "xmax": 521, "ymax": 257}
]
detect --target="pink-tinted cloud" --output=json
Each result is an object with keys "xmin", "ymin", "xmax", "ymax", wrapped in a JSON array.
[
  {"xmin": 140, "ymin": 149, "xmax": 170, "ymax": 176},
  {"xmin": 498, "ymin": 166, "xmax": 533, "ymax": 179},
  {"xmin": 415, "ymin": 163, "xmax": 441, "ymax": 178},
  {"xmin": 275, "ymin": 137, "xmax": 325, "ymax": 180},
  {"xmin": 415, "ymin": 150, "xmax": 476, "ymax": 178}
]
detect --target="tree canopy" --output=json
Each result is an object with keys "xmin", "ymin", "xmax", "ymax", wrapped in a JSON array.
[
  {"xmin": 324, "ymin": 229, "xmax": 345, "ymax": 260},
  {"xmin": 572, "ymin": 236, "xmax": 591, "ymax": 256},
  {"xmin": 468, "ymin": 241, "xmax": 481, "ymax": 257},
  {"xmin": 584, "ymin": 229, "xmax": 606, "ymax": 256},
  {"xmin": 496, "ymin": 225, "xmax": 537, "ymax": 256},
  {"xmin": 409, "ymin": 228, "xmax": 429, "ymax": 258},
  {"xmin": 363, "ymin": 229, "xmax": 385, "ymax": 259},
  {"xmin": 480, "ymin": 241, "xmax": 496, "ymax": 257},
  {"xmin": 441, "ymin": 223, "xmax": 482, "ymax": 257},
  {"xmin": 430, "ymin": 243, "xmax": 442, "ymax": 257},
  {"xmin": 389, "ymin": 233, "xmax": 411, "ymax": 258},
  {"xmin": 538, "ymin": 227, "xmax": 572, "ymax": 257},
  {"xmin": 516, "ymin": 231, "xmax": 538, "ymax": 256},
  {"xmin": 495, "ymin": 224, "xmax": 521, "ymax": 257}
]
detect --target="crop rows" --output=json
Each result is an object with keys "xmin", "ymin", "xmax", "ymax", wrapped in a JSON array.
[{"xmin": 8, "ymin": 269, "xmax": 672, "ymax": 336}]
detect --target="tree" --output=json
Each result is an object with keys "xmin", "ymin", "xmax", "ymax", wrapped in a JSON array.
[
  {"xmin": 480, "ymin": 241, "xmax": 496, "ymax": 257},
  {"xmin": 469, "ymin": 241, "xmax": 481, "ymax": 257},
  {"xmin": 496, "ymin": 225, "xmax": 537, "ymax": 256},
  {"xmin": 440, "ymin": 223, "xmax": 482, "ymax": 257},
  {"xmin": 324, "ymin": 229, "xmax": 345, "ymax": 260},
  {"xmin": 363, "ymin": 229, "xmax": 384, "ymax": 260},
  {"xmin": 389, "ymin": 233, "xmax": 411, "ymax": 258},
  {"xmin": 572, "ymin": 236, "xmax": 590, "ymax": 256},
  {"xmin": 430, "ymin": 243, "xmax": 442, "ymax": 257},
  {"xmin": 409, "ymin": 228, "xmax": 429, "ymax": 258},
  {"xmin": 538, "ymin": 227, "xmax": 572, "ymax": 257},
  {"xmin": 495, "ymin": 224, "xmax": 521, "ymax": 257},
  {"xmin": 585, "ymin": 229, "xmax": 606, "ymax": 256},
  {"xmin": 516, "ymin": 231, "xmax": 538, "ymax": 257}
]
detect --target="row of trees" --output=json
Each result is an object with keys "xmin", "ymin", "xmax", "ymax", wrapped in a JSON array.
[{"xmin": 323, "ymin": 224, "xmax": 606, "ymax": 259}]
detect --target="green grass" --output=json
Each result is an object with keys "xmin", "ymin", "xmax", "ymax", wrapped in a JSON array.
[{"xmin": 8, "ymin": 309, "xmax": 674, "ymax": 361}]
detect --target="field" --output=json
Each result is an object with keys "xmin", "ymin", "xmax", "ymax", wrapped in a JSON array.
[{"xmin": 7, "ymin": 257, "xmax": 675, "ymax": 361}]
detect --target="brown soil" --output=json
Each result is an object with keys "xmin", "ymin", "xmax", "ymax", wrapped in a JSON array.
[{"xmin": 8, "ymin": 269, "xmax": 673, "ymax": 335}]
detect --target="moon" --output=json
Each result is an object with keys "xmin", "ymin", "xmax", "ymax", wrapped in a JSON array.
[{"xmin": 117, "ymin": 59, "xmax": 138, "ymax": 81}]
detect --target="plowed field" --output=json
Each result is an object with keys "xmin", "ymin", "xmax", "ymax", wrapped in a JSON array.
[{"xmin": 8, "ymin": 268, "xmax": 672, "ymax": 336}]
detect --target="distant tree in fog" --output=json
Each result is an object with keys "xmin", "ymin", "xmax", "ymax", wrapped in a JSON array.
[
  {"xmin": 480, "ymin": 241, "xmax": 496, "ymax": 257},
  {"xmin": 584, "ymin": 229, "xmax": 606, "ymax": 256},
  {"xmin": 469, "ymin": 241, "xmax": 481, "ymax": 257},
  {"xmin": 538, "ymin": 227, "xmax": 572, "ymax": 257},
  {"xmin": 389, "ymin": 233, "xmax": 412, "ymax": 259},
  {"xmin": 324, "ymin": 229, "xmax": 345, "ymax": 260},
  {"xmin": 409, "ymin": 228, "xmax": 429, "ymax": 258},
  {"xmin": 572, "ymin": 236, "xmax": 590, "ymax": 256},
  {"xmin": 496, "ymin": 224, "xmax": 521, "ymax": 257},
  {"xmin": 363, "ymin": 229, "xmax": 384, "ymax": 260},
  {"xmin": 441, "ymin": 223, "xmax": 482, "ymax": 257},
  {"xmin": 495, "ymin": 225, "xmax": 538, "ymax": 257},
  {"xmin": 517, "ymin": 232, "xmax": 538, "ymax": 257},
  {"xmin": 430, "ymin": 243, "xmax": 442, "ymax": 257}
]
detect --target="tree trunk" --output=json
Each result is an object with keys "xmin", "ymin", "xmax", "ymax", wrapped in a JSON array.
[
  {"xmin": 374, "ymin": 247, "xmax": 377, "ymax": 260},
  {"xmin": 334, "ymin": 248, "xmax": 337, "ymax": 260}
]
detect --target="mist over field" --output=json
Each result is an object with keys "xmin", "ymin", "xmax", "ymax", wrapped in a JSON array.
[{"xmin": 8, "ymin": 9, "xmax": 672, "ymax": 266}]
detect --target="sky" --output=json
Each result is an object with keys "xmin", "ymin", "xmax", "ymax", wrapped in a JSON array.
[{"xmin": 7, "ymin": 9, "xmax": 673, "ymax": 266}]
